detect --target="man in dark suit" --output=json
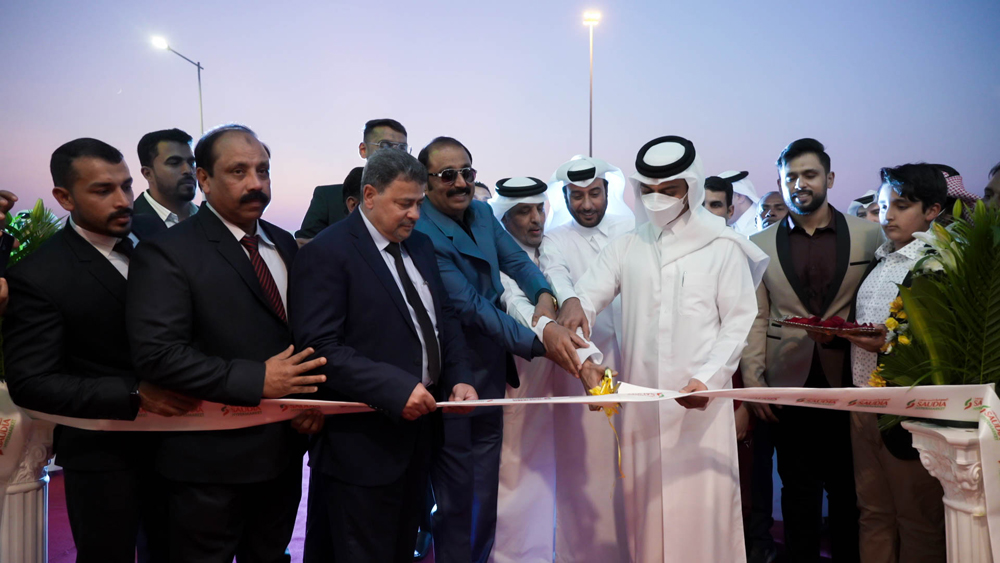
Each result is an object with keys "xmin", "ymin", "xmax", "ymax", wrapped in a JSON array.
[
  {"xmin": 3, "ymin": 138, "xmax": 200, "ymax": 562},
  {"xmin": 127, "ymin": 124, "xmax": 327, "ymax": 563},
  {"xmin": 133, "ymin": 128, "xmax": 199, "ymax": 228},
  {"xmin": 414, "ymin": 137, "xmax": 586, "ymax": 562},
  {"xmin": 742, "ymin": 138, "xmax": 881, "ymax": 563},
  {"xmin": 290, "ymin": 149, "xmax": 477, "ymax": 562},
  {"xmin": 295, "ymin": 118, "xmax": 408, "ymax": 245}
]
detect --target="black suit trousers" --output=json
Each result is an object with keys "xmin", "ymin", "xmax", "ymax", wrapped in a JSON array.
[
  {"xmin": 63, "ymin": 467, "xmax": 168, "ymax": 563},
  {"xmin": 165, "ymin": 460, "xmax": 302, "ymax": 563},
  {"xmin": 431, "ymin": 408, "xmax": 504, "ymax": 563},
  {"xmin": 305, "ymin": 417, "xmax": 432, "ymax": 563},
  {"xmin": 773, "ymin": 352, "xmax": 861, "ymax": 563}
]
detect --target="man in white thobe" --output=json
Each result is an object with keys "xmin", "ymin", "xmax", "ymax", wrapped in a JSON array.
[
  {"xmin": 489, "ymin": 176, "xmax": 594, "ymax": 563},
  {"xmin": 538, "ymin": 156, "xmax": 633, "ymax": 562},
  {"xmin": 720, "ymin": 170, "xmax": 760, "ymax": 236},
  {"xmin": 574, "ymin": 136, "xmax": 768, "ymax": 562}
]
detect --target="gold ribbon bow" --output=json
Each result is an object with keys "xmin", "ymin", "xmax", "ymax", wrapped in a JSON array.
[{"xmin": 588, "ymin": 368, "xmax": 625, "ymax": 480}]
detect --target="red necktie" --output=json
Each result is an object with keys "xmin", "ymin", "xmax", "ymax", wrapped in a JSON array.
[{"xmin": 240, "ymin": 235, "xmax": 287, "ymax": 323}]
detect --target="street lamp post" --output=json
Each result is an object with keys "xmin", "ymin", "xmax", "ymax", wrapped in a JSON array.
[
  {"xmin": 151, "ymin": 36, "xmax": 204, "ymax": 135},
  {"xmin": 583, "ymin": 12, "xmax": 601, "ymax": 157}
]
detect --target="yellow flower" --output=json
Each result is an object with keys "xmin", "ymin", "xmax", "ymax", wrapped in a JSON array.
[
  {"xmin": 889, "ymin": 296, "xmax": 904, "ymax": 314},
  {"xmin": 885, "ymin": 317, "xmax": 900, "ymax": 331},
  {"xmin": 898, "ymin": 334, "xmax": 911, "ymax": 346},
  {"xmin": 869, "ymin": 367, "xmax": 887, "ymax": 388},
  {"xmin": 896, "ymin": 311, "xmax": 907, "ymax": 320}
]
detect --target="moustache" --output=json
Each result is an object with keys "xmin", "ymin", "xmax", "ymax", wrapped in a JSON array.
[
  {"xmin": 108, "ymin": 208, "xmax": 133, "ymax": 221},
  {"xmin": 446, "ymin": 186, "xmax": 471, "ymax": 198},
  {"xmin": 239, "ymin": 191, "xmax": 271, "ymax": 205},
  {"xmin": 792, "ymin": 190, "xmax": 813, "ymax": 199}
]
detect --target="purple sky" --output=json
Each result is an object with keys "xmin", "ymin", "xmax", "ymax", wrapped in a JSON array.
[{"xmin": 2, "ymin": 0, "xmax": 998, "ymax": 232}]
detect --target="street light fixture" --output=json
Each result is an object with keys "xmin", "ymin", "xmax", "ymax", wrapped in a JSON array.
[
  {"xmin": 583, "ymin": 11, "xmax": 601, "ymax": 157},
  {"xmin": 151, "ymin": 36, "xmax": 205, "ymax": 135}
]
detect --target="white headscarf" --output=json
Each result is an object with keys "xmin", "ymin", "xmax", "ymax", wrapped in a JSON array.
[
  {"xmin": 488, "ymin": 177, "xmax": 549, "ymax": 223},
  {"xmin": 719, "ymin": 170, "xmax": 759, "ymax": 202},
  {"xmin": 630, "ymin": 137, "xmax": 769, "ymax": 285},
  {"xmin": 545, "ymin": 155, "xmax": 633, "ymax": 229},
  {"xmin": 847, "ymin": 190, "xmax": 878, "ymax": 217}
]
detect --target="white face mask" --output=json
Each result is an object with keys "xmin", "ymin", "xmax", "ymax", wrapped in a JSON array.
[{"xmin": 641, "ymin": 192, "xmax": 686, "ymax": 227}]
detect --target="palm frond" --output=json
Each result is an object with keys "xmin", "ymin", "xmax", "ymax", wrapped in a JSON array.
[
  {"xmin": 6, "ymin": 199, "xmax": 64, "ymax": 266},
  {"xmin": 881, "ymin": 200, "xmax": 1000, "ymax": 387}
]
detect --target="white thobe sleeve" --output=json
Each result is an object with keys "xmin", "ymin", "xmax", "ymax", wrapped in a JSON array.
[
  {"xmin": 539, "ymin": 234, "xmax": 578, "ymax": 304},
  {"xmin": 500, "ymin": 272, "xmax": 553, "ymax": 340},
  {"xmin": 501, "ymin": 269, "xmax": 604, "ymax": 365},
  {"xmin": 573, "ymin": 236, "xmax": 624, "ymax": 335},
  {"xmin": 690, "ymin": 243, "xmax": 758, "ymax": 389}
]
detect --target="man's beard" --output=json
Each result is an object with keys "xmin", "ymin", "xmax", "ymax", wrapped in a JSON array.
[
  {"xmin": 787, "ymin": 183, "xmax": 828, "ymax": 214},
  {"xmin": 160, "ymin": 173, "xmax": 197, "ymax": 202}
]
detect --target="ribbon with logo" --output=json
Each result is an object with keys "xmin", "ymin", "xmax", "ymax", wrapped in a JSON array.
[{"xmin": 2, "ymin": 382, "xmax": 998, "ymax": 559}]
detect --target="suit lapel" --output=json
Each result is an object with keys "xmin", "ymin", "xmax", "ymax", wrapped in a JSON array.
[
  {"xmin": 421, "ymin": 200, "xmax": 490, "ymax": 265},
  {"xmin": 196, "ymin": 205, "xmax": 278, "ymax": 320},
  {"xmin": 348, "ymin": 212, "xmax": 418, "ymax": 337},
  {"xmin": 819, "ymin": 210, "xmax": 851, "ymax": 316},
  {"xmin": 62, "ymin": 226, "xmax": 127, "ymax": 304},
  {"xmin": 774, "ymin": 219, "xmax": 815, "ymax": 315}
]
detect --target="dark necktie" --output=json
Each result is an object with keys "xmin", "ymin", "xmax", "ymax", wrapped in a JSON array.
[
  {"xmin": 113, "ymin": 237, "xmax": 134, "ymax": 260},
  {"xmin": 385, "ymin": 242, "xmax": 440, "ymax": 384},
  {"xmin": 240, "ymin": 235, "xmax": 287, "ymax": 323}
]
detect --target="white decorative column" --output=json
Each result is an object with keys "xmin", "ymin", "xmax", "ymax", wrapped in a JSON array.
[
  {"xmin": 904, "ymin": 420, "xmax": 993, "ymax": 563},
  {"xmin": 1, "ymin": 420, "xmax": 52, "ymax": 563}
]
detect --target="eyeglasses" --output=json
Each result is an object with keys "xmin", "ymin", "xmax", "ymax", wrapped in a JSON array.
[
  {"xmin": 370, "ymin": 140, "xmax": 410, "ymax": 153},
  {"xmin": 428, "ymin": 167, "xmax": 477, "ymax": 185}
]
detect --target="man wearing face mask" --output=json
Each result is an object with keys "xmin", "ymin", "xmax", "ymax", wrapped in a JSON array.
[
  {"xmin": 572, "ymin": 136, "xmax": 769, "ymax": 562},
  {"xmin": 741, "ymin": 138, "xmax": 880, "ymax": 563}
]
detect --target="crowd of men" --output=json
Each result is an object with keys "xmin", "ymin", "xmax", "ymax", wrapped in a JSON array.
[{"xmin": 0, "ymin": 118, "xmax": 998, "ymax": 563}]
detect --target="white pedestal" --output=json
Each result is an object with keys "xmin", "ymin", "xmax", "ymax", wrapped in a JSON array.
[
  {"xmin": 904, "ymin": 420, "xmax": 993, "ymax": 563},
  {"xmin": 1, "ymin": 421, "xmax": 52, "ymax": 563}
]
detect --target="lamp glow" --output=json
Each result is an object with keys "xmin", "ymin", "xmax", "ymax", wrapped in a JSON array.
[
  {"xmin": 151, "ymin": 36, "xmax": 169, "ymax": 50},
  {"xmin": 583, "ymin": 11, "xmax": 601, "ymax": 26}
]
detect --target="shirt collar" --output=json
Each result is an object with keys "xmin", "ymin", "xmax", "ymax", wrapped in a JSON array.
[
  {"xmin": 570, "ymin": 216, "xmax": 611, "ymax": 238},
  {"xmin": 142, "ymin": 191, "xmax": 198, "ymax": 224},
  {"xmin": 69, "ymin": 217, "xmax": 134, "ymax": 258},
  {"xmin": 653, "ymin": 207, "xmax": 693, "ymax": 239},
  {"xmin": 360, "ymin": 208, "xmax": 392, "ymax": 252},
  {"xmin": 786, "ymin": 205, "xmax": 837, "ymax": 234},
  {"xmin": 206, "ymin": 202, "xmax": 273, "ymax": 246},
  {"xmin": 875, "ymin": 236, "xmax": 927, "ymax": 261}
]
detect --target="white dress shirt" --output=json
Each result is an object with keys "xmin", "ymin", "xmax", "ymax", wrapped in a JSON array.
[
  {"xmin": 851, "ymin": 238, "xmax": 927, "ymax": 386},
  {"xmin": 69, "ymin": 218, "xmax": 138, "ymax": 278},
  {"xmin": 141, "ymin": 190, "xmax": 198, "ymax": 228},
  {"xmin": 206, "ymin": 203, "xmax": 288, "ymax": 310},
  {"xmin": 360, "ymin": 210, "xmax": 439, "ymax": 386}
]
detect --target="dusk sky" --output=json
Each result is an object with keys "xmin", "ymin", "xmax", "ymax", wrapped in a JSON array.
[{"xmin": 2, "ymin": 0, "xmax": 998, "ymax": 232}]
